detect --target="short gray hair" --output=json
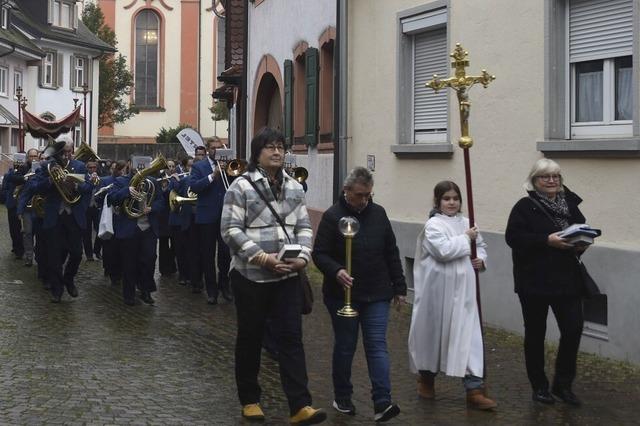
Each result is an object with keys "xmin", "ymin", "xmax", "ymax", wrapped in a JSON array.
[
  {"xmin": 523, "ymin": 158, "xmax": 563, "ymax": 191},
  {"xmin": 343, "ymin": 166, "xmax": 373, "ymax": 189}
]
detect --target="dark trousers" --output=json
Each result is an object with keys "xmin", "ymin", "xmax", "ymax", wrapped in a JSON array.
[
  {"xmin": 7, "ymin": 207, "xmax": 23, "ymax": 256},
  {"xmin": 101, "ymin": 237, "xmax": 121, "ymax": 280},
  {"xmin": 82, "ymin": 206, "xmax": 100, "ymax": 258},
  {"xmin": 190, "ymin": 221, "xmax": 230, "ymax": 298},
  {"xmin": 231, "ymin": 270, "xmax": 311, "ymax": 415},
  {"xmin": 158, "ymin": 235, "xmax": 177, "ymax": 275},
  {"xmin": 518, "ymin": 294, "xmax": 584, "ymax": 391},
  {"xmin": 45, "ymin": 213, "xmax": 82, "ymax": 298},
  {"xmin": 170, "ymin": 225, "xmax": 190, "ymax": 281},
  {"xmin": 34, "ymin": 221, "xmax": 47, "ymax": 282},
  {"xmin": 120, "ymin": 228, "xmax": 158, "ymax": 303}
]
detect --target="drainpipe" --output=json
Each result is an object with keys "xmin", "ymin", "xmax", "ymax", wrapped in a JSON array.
[{"xmin": 333, "ymin": 0, "xmax": 348, "ymax": 202}]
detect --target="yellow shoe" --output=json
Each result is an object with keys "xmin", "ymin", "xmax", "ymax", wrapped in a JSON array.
[
  {"xmin": 242, "ymin": 403, "xmax": 265, "ymax": 421},
  {"xmin": 289, "ymin": 406, "xmax": 327, "ymax": 425}
]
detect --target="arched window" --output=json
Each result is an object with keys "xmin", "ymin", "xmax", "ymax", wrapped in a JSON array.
[{"xmin": 134, "ymin": 10, "xmax": 160, "ymax": 107}]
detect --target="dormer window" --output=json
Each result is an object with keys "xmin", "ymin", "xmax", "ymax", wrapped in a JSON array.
[
  {"xmin": 1, "ymin": 7, "xmax": 9, "ymax": 29},
  {"xmin": 49, "ymin": 0, "xmax": 78, "ymax": 30}
]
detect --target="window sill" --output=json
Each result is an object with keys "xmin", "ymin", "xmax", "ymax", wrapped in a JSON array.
[
  {"xmin": 391, "ymin": 143, "xmax": 453, "ymax": 158},
  {"xmin": 39, "ymin": 85, "xmax": 58, "ymax": 90},
  {"xmin": 537, "ymin": 138, "xmax": 640, "ymax": 157},
  {"xmin": 135, "ymin": 106, "xmax": 166, "ymax": 112}
]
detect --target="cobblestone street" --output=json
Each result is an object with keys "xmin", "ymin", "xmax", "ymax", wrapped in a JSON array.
[{"xmin": 0, "ymin": 207, "xmax": 639, "ymax": 425}]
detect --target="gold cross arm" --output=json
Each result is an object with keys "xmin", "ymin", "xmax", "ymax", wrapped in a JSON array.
[{"xmin": 425, "ymin": 44, "xmax": 495, "ymax": 93}]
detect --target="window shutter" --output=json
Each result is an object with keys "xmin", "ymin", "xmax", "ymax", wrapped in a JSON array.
[
  {"xmin": 304, "ymin": 47, "xmax": 319, "ymax": 147},
  {"xmin": 56, "ymin": 52, "xmax": 64, "ymax": 88},
  {"xmin": 87, "ymin": 57, "xmax": 93, "ymax": 90},
  {"xmin": 569, "ymin": 0, "xmax": 632, "ymax": 62},
  {"xmin": 284, "ymin": 59, "xmax": 294, "ymax": 147},
  {"xmin": 413, "ymin": 28, "xmax": 448, "ymax": 134},
  {"xmin": 72, "ymin": 3, "xmax": 79, "ymax": 30},
  {"xmin": 38, "ymin": 64, "xmax": 43, "ymax": 87},
  {"xmin": 70, "ymin": 54, "xmax": 75, "ymax": 88},
  {"xmin": 47, "ymin": 0, "xmax": 53, "ymax": 24}
]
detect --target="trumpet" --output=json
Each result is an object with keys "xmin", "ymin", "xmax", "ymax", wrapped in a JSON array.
[{"xmin": 168, "ymin": 188, "xmax": 198, "ymax": 212}]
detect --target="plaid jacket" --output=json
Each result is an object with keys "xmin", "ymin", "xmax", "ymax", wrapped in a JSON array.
[{"xmin": 221, "ymin": 168, "xmax": 312, "ymax": 283}]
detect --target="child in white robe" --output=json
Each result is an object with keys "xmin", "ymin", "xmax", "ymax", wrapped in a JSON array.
[{"xmin": 408, "ymin": 180, "xmax": 497, "ymax": 410}]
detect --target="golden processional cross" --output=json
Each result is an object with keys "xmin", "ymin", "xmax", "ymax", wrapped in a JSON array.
[{"xmin": 426, "ymin": 44, "xmax": 495, "ymax": 372}]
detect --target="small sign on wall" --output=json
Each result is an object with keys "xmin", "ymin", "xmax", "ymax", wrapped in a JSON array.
[{"xmin": 367, "ymin": 154, "xmax": 375, "ymax": 172}]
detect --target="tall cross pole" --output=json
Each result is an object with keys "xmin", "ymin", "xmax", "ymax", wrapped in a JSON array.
[{"xmin": 426, "ymin": 43, "xmax": 495, "ymax": 362}]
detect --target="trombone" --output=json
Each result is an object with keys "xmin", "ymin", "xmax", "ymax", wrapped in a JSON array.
[{"xmin": 215, "ymin": 146, "xmax": 247, "ymax": 190}]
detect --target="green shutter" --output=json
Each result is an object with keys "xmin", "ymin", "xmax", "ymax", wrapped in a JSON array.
[
  {"xmin": 304, "ymin": 47, "xmax": 319, "ymax": 147},
  {"xmin": 284, "ymin": 59, "xmax": 293, "ymax": 147}
]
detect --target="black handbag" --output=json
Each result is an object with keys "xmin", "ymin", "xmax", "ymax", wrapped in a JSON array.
[
  {"xmin": 576, "ymin": 258, "xmax": 601, "ymax": 299},
  {"xmin": 241, "ymin": 175, "xmax": 314, "ymax": 314}
]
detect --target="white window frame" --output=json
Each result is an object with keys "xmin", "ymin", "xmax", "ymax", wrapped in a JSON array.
[
  {"xmin": 0, "ymin": 67, "xmax": 8, "ymax": 97},
  {"xmin": 569, "ymin": 58, "xmax": 633, "ymax": 138},
  {"xmin": 51, "ymin": 0, "xmax": 75, "ymax": 29},
  {"xmin": 74, "ymin": 125, "xmax": 82, "ymax": 147},
  {"xmin": 565, "ymin": 0, "xmax": 633, "ymax": 139},
  {"xmin": 43, "ymin": 52, "xmax": 54, "ymax": 87},
  {"xmin": 74, "ymin": 56, "xmax": 86, "ymax": 89},
  {"xmin": 1, "ymin": 7, "xmax": 8, "ymax": 29},
  {"xmin": 13, "ymin": 70, "xmax": 22, "ymax": 99}
]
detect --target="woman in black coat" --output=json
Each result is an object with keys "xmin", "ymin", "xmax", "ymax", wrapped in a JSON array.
[{"xmin": 505, "ymin": 158, "xmax": 587, "ymax": 407}]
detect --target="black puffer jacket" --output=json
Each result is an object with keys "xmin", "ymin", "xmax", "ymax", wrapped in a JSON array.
[
  {"xmin": 505, "ymin": 188, "xmax": 586, "ymax": 296},
  {"xmin": 312, "ymin": 196, "xmax": 407, "ymax": 302}
]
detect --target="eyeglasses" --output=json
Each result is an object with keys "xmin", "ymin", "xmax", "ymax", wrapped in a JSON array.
[
  {"xmin": 264, "ymin": 144, "xmax": 285, "ymax": 152},
  {"xmin": 536, "ymin": 174, "xmax": 561, "ymax": 182}
]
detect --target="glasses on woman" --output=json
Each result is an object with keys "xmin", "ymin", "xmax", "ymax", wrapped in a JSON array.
[
  {"xmin": 536, "ymin": 174, "xmax": 561, "ymax": 182},
  {"xmin": 264, "ymin": 144, "xmax": 285, "ymax": 152}
]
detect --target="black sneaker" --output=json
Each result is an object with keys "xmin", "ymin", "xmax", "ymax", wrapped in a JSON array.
[
  {"xmin": 374, "ymin": 402, "xmax": 400, "ymax": 422},
  {"xmin": 332, "ymin": 399, "xmax": 356, "ymax": 416}
]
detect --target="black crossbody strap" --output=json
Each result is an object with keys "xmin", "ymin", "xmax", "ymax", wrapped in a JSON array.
[
  {"xmin": 241, "ymin": 175, "xmax": 292, "ymax": 243},
  {"xmin": 527, "ymin": 196, "xmax": 560, "ymax": 230}
]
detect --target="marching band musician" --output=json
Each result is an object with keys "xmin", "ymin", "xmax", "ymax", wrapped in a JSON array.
[
  {"xmin": 158, "ymin": 160, "xmax": 177, "ymax": 277},
  {"xmin": 32, "ymin": 137, "xmax": 92, "ymax": 303},
  {"xmin": 15, "ymin": 149, "xmax": 40, "ymax": 266},
  {"xmin": 95, "ymin": 160, "xmax": 127, "ymax": 286},
  {"xmin": 82, "ymin": 160, "xmax": 102, "ymax": 261},
  {"xmin": 108, "ymin": 157, "xmax": 166, "ymax": 306},
  {"xmin": 189, "ymin": 139, "xmax": 232, "ymax": 305},
  {"xmin": 168, "ymin": 163, "xmax": 192, "ymax": 286},
  {"xmin": 3, "ymin": 153, "xmax": 26, "ymax": 259}
]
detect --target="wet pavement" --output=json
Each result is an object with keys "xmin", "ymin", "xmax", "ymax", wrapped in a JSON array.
[{"xmin": 0, "ymin": 206, "xmax": 639, "ymax": 425}]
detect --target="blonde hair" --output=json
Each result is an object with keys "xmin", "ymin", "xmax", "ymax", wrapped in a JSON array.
[{"xmin": 523, "ymin": 158, "xmax": 563, "ymax": 191}]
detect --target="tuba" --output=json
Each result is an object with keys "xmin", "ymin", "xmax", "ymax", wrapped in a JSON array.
[
  {"xmin": 27, "ymin": 195, "xmax": 45, "ymax": 218},
  {"xmin": 74, "ymin": 142, "xmax": 101, "ymax": 163},
  {"xmin": 123, "ymin": 154, "xmax": 168, "ymax": 218},
  {"xmin": 48, "ymin": 160, "xmax": 86, "ymax": 205}
]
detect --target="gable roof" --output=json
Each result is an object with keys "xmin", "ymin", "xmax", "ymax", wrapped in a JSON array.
[{"xmin": 11, "ymin": 3, "xmax": 116, "ymax": 53}]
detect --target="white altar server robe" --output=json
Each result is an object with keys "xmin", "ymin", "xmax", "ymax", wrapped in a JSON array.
[{"xmin": 408, "ymin": 213, "xmax": 487, "ymax": 378}]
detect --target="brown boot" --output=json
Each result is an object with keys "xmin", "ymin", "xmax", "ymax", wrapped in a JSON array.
[
  {"xmin": 466, "ymin": 389, "xmax": 497, "ymax": 410},
  {"xmin": 417, "ymin": 374, "xmax": 435, "ymax": 399}
]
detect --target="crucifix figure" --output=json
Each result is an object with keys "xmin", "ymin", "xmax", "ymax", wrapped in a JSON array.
[{"xmin": 425, "ymin": 43, "xmax": 495, "ymax": 375}]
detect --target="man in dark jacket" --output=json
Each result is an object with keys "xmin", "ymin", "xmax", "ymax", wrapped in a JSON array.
[{"xmin": 312, "ymin": 166, "xmax": 406, "ymax": 423}]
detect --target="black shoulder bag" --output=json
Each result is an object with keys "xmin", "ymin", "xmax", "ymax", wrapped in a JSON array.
[
  {"xmin": 528, "ymin": 196, "xmax": 600, "ymax": 299},
  {"xmin": 241, "ymin": 175, "xmax": 314, "ymax": 314}
]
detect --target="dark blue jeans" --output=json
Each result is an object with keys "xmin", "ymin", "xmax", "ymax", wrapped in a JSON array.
[{"xmin": 324, "ymin": 297, "xmax": 392, "ymax": 406}]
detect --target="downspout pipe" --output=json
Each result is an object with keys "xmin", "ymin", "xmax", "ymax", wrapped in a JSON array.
[{"xmin": 333, "ymin": 0, "xmax": 348, "ymax": 202}]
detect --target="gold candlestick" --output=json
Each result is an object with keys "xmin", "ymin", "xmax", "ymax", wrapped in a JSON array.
[{"xmin": 337, "ymin": 216, "xmax": 359, "ymax": 318}]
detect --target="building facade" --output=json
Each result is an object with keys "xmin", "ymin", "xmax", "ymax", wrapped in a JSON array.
[
  {"xmin": 246, "ymin": 0, "xmax": 336, "ymax": 217},
  {"xmin": 346, "ymin": 0, "xmax": 640, "ymax": 363},
  {"xmin": 96, "ymin": 0, "xmax": 228, "ymax": 154},
  {"xmin": 0, "ymin": 0, "xmax": 112, "ymax": 170}
]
